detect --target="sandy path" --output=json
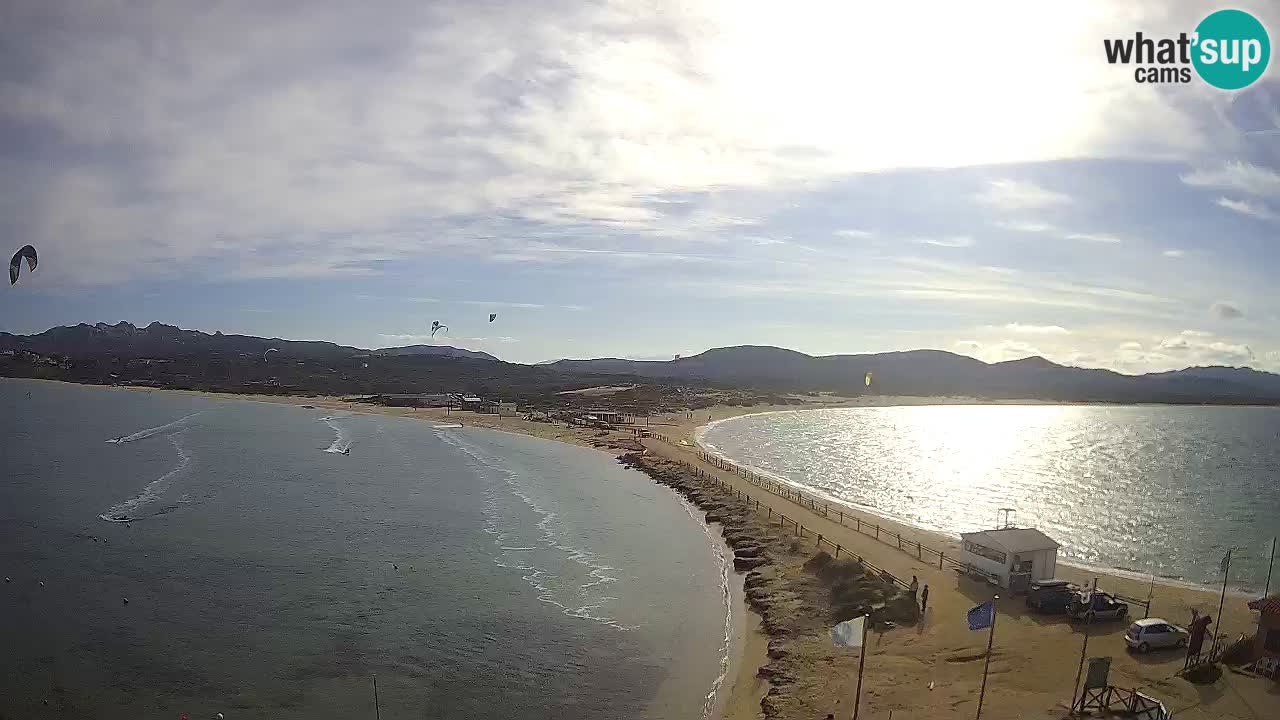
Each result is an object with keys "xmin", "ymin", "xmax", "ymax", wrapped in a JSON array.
[{"xmin": 643, "ymin": 427, "xmax": 1275, "ymax": 720}]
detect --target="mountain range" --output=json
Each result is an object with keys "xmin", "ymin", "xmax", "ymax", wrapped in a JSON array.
[{"xmin": 3, "ymin": 322, "xmax": 1280, "ymax": 404}]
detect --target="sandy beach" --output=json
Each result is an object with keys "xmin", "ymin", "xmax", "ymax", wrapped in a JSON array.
[{"xmin": 100, "ymin": 385, "xmax": 1279, "ymax": 719}]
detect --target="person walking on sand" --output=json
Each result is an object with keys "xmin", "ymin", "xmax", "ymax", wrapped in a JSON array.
[{"xmin": 920, "ymin": 584, "xmax": 930, "ymax": 613}]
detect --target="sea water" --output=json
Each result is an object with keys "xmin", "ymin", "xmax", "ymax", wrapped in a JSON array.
[
  {"xmin": 0, "ymin": 379, "xmax": 730, "ymax": 719},
  {"xmin": 700, "ymin": 405, "xmax": 1280, "ymax": 591}
]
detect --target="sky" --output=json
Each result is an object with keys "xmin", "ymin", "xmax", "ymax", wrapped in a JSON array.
[{"xmin": 2, "ymin": 0, "xmax": 1280, "ymax": 372}]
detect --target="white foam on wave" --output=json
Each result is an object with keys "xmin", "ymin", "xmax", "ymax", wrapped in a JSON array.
[
  {"xmin": 678, "ymin": 494, "xmax": 734, "ymax": 720},
  {"xmin": 107, "ymin": 411, "xmax": 203, "ymax": 443},
  {"xmin": 99, "ymin": 432, "xmax": 193, "ymax": 522},
  {"xmin": 438, "ymin": 431, "xmax": 632, "ymax": 630},
  {"xmin": 320, "ymin": 416, "xmax": 353, "ymax": 453}
]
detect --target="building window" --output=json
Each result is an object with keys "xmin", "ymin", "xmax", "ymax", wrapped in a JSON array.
[
  {"xmin": 963, "ymin": 541, "xmax": 1007, "ymax": 565},
  {"xmin": 1266, "ymin": 628, "xmax": 1280, "ymax": 653}
]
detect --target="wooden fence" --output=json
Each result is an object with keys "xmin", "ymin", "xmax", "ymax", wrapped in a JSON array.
[
  {"xmin": 650, "ymin": 435, "xmax": 1153, "ymax": 615},
  {"xmin": 667, "ymin": 455, "xmax": 912, "ymax": 591}
]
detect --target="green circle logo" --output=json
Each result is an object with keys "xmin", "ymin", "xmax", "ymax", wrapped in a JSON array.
[{"xmin": 1192, "ymin": 9, "xmax": 1270, "ymax": 90}]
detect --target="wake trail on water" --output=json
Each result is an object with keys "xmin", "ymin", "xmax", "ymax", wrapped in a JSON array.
[
  {"xmin": 319, "ymin": 415, "xmax": 353, "ymax": 453},
  {"xmin": 106, "ymin": 411, "xmax": 203, "ymax": 444},
  {"xmin": 99, "ymin": 431, "xmax": 193, "ymax": 523}
]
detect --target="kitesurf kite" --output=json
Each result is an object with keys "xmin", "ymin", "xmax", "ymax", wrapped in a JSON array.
[
  {"xmin": 488, "ymin": 313, "xmax": 497, "ymax": 323},
  {"xmin": 430, "ymin": 321, "xmax": 447, "ymax": 338},
  {"xmin": 865, "ymin": 372, "xmax": 873, "ymax": 387},
  {"xmin": 264, "ymin": 348, "xmax": 279, "ymax": 361},
  {"xmin": 9, "ymin": 245, "xmax": 37, "ymax": 285}
]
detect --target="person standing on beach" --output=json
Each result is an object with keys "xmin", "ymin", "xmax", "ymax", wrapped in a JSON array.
[
  {"xmin": 910, "ymin": 575, "xmax": 919, "ymax": 598},
  {"xmin": 920, "ymin": 585, "xmax": 929, "ymax": 613}
]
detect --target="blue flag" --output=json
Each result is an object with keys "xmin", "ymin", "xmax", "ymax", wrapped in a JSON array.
[{"xmin": 967, "ymin": 600, "xmax": 994, "ymax": 631}]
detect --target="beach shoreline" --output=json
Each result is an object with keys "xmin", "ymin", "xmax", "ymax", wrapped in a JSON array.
[
  {"xmin": 4, "ymin": 378, "xmax": 771, "ymax": 720},
  {"xmin": 9, "ymin": 378, "xmax": 1276, "ymax": 719}
]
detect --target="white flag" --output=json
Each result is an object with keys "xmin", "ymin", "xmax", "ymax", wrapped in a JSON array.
[{"xmin": 831, "ymin": 616, "xmax": 866, "ymax": 650}]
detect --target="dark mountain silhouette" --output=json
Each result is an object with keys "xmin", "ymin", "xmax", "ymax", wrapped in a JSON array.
[
  {"xmin": 374, "ymin": 344, "xmax": 499, "ymax": 361},
  {"xmin": 4, "ymin": 325, "xmax": 1280, "ymax": 404},
  {"xmin": 548, "ymin": 345, "xmax": 1280, "ymax": 403}
]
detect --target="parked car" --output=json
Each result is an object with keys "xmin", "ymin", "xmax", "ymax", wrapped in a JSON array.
[
  {"xmin": 1025, "ymin": 580, "xmax": 1076, "ymax": 614},
  {"xmin": 1068, "ymin": 591, "xmax": 1129, "ymax": 622},
  {"xmin": 1125, "ymin": 618, "xmax": 1189, "ymax": 653}
]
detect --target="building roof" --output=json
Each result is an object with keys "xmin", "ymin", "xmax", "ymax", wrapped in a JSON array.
[
  {"xmin": 961, "ymin": 527, "xmax": 1060, "ymax": 552},
  {"xmin": 1248, "ymin": 595, "xmax": 1280, "ymax": 615}
]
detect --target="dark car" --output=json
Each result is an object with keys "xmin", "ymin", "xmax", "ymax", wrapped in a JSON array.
[
  {"xmin": 1068, "ymin": 591, "xmax": 1129, "ymax": 622},
  {"xmin": 1024, "ymin": 580, "xmax": 1076, "ymax": 614}
]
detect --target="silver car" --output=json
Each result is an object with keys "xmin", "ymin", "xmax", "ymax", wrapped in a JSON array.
[{"xmin": 1125, "ymin": 618, "xmax": 1189, "ymax": 653}]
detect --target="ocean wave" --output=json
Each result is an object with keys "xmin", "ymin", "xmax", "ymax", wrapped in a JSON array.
[
  {"xmin": 678, "ymin": 495, "xmax": 733, "ymax": 720},
  {"xmin": 99, "ymin": 432, "xmax": 192, "ymax": 522},
  {"xmin": 440, "ymin": 431, "xmax": 632, "ymax": 630},
  {"xmin": 106, "ymin": 411, "xmax": 203, "ymax": 444}
]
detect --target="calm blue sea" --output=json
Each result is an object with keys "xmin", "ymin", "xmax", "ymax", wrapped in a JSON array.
[
  {"xmin": 0, "ymin": 379, "xmax": 731, "ymax": 720},
  {"xmin": 700, "ymin": 405, "xmax": 1280, "ymax": 591}
]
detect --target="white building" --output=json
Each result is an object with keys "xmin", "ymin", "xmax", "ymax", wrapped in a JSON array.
[{"xmin": 958, "ymin": 527, "xmax": 1059, "ymax": 590}]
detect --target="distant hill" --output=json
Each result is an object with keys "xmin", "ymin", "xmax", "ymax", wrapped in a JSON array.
[
  {"xmin": 4, "ymin": 324, "xmax": 1280, "ymax": 405},
  {"xmin": 0, "ymin": 321, "xmax": 496, "ymax": 363},
  {"xmin": 374, "ymin": 344, "xmax": 499, "ymax": 361},
  {"xmin": 548, "ymin": 345, "xmax": 1280, "ymax": 403},
  {"xmin": 0, "ymin": 321, "xmax": 359, "ymax": 359}
]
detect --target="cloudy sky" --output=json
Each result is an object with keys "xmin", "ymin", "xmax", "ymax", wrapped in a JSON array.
[{"xmin": 3, "ymin": 0, "xmax": 1279, "ymax": 371}]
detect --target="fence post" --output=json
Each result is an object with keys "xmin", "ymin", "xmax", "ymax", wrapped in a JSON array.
[
  {"xmin": 839, "ymin": 510, "xmax": 844, "ymax": 525},
  {"xmin": 939, "ymin": 551, "xmax": 944, "ymax": 570},
  {"xmin": 856, "ymin": 517, "xmax": 862, "ymax": 533},
  {"xmin": 897, "ymin": 535, "xmax": 902, "ymax": 551},
  {"xmin": 817, "ymin": 533, "xmax": 823, "ymax": 547},
  {"xmin": 917, "ymin": 541, "xmax": 922, "ymax": 559},
  {"xmin": 876, "ymin": 524, "xmax": 880, "ymax": 540},
  {"xmin": 835, "ymin": 544, "xmax": 841, "ymax": 559}
]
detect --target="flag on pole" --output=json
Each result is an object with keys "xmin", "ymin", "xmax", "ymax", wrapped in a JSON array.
[
  {"xmin": 967, "ymin": 600, "xmax": 995, "ymax": 631},
  {"xmin": 831, "ymin": 616, "xmax": 867, "ymax": 650}
]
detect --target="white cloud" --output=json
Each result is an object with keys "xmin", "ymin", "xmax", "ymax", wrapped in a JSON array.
[
  {"xmin": 979, "ymin": 340, "xmax": 1043, "ymax": 362},
  {"xmin": 1157, "ymin": 330, "xmax": 1254, "ymax": 363},
  {"xmin": 0, "ymin": 0, "xmax": 1241, "ymax": 284},
  {"xmin": 1064, "ymin": 232, "xmax": 1123, "ymax": 244},
  {"xmin": 1210, "ymin": 301, "xmax": 1244, "ymax": 319},
  {"xmin": 1180, "ymin": 161, "xmax": 1280, "ymax": 196},
  {"xmin": 1215, "ymin": 196, "xmax": 1277, "ymax": 220},
  {"xmin": 1001, "ymin": 323, "xmax": 1070, "ymax": 335},
  {"xmin": 994, "ymin": 220, "xmax": 1057, "ymax": 233},
  {"xmin": 835, "ymin": 229, "xmax": 874, "ymax": 239},
  {"xmin": 920, "ymin": 236, "xmax": 974, "ymax": 248},
  {"xmin": 975, "ymin": 180, "xmax": 1071, "ymax": 210},
  {"xmin": 954, "ymin": 340, "xmax": 982, "ymax": 352},
  {"xmin": 1161, "ymin": 249, "xmax": 1185, "ymax": 258}
]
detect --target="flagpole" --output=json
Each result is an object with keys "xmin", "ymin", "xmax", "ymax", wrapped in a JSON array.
[
  {"xmin": 1212, "ymin": 550, "xmax": 1231, "ymax": 658},
  {"xmin": 1070, "ymin": 577, "xmax": 1098, "ymax": 714},
  {"xmin": 1265, "ymin": 538, "xmax": 1276, "ymax": 598},
  {"xmin": 373, "ymin": 674, "xmax": 380, "ymax": 720},
  {"xmin": 975, "ymin": 595, "xmax": 998, "ymax": 720},
  {"xmin": 852, "ymin": 615, "xmax": 869, "ymax": 720}
]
